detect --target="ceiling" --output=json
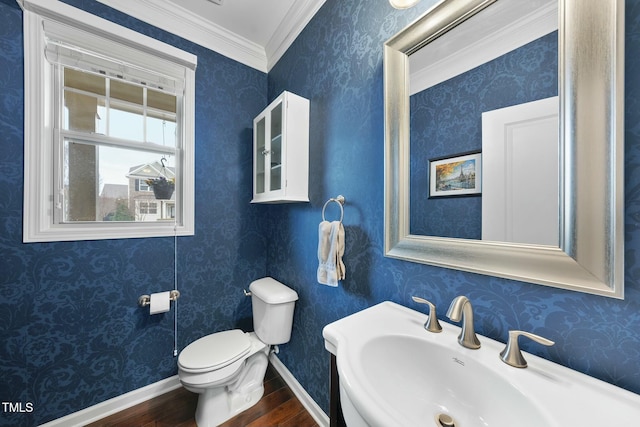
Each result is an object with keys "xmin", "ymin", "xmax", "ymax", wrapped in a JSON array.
[{"xmin": 97, "ymin": 0, "xmax": 326, "ymax": 72}]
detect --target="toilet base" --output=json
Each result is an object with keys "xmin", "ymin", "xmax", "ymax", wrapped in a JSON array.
[{"xmin": 194, "ymin": 349, "xmax": 269, "ymax": 427}]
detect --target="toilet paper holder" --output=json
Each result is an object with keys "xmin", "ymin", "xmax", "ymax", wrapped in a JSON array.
[{"xmin": 138, "ymin": 290, "xmax": 180, "ymax": 307}]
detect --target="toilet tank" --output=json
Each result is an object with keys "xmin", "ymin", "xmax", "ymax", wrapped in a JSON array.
[{"xmin": 249, "ymin": 277, "xmax": 298, "ymax": 345}]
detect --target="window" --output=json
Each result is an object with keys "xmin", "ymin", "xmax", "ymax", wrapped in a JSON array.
[
  {"xmin": 61, "ymin": 69, "xmax": 178, "ymax": 223},
  {"xmin": 139, "ymin": 202, "xmax": 158, "ymax": 215},
  {"xmin": 137, "ymin": 180, "xmax": 152, "ymax": 193},
  {"xmin": 166, "ymin": 203, "xmax": 176, "ymax": 219},
  {"xmin": 21, "ymin": 0, "xmax": 196, "ymax": 242}
]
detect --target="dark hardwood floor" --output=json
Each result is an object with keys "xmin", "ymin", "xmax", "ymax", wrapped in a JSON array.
[{"xmin": 86, "ymin": 363, "xmax": 320, "ymax": 427}]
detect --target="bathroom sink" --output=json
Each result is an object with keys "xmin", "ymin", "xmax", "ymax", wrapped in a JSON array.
[
  {"xmin": 323, "ymin": 301, "xmax": 640, "ymax": 427},
  {"xmin": 360, "ymin": 335, "xmax": 546, "ymax": 426}
]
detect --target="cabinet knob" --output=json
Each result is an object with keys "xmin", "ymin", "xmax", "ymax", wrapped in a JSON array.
[{"xmin": 261, "ymin": 149, "xmax": 270, "ymax": 156}]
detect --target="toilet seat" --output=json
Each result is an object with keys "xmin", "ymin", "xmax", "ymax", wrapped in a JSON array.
[{"xmin": 178, "ymin": 329, "xmax": 251, "ymax": 374}]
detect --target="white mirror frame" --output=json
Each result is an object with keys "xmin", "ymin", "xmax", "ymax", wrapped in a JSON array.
[{"xmin": 384, "ymin": 0, "xmax": 625, "ymax": 298}]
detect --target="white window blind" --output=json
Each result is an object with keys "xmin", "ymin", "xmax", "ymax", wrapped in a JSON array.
[{"xmin": 43, "ymin": 35, "xmax": 185, "ymax": 94}]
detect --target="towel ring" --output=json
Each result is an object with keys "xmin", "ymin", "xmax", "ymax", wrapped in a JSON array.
[{"xmin": 322, "ymin": 195, "xmax": 345, "ymax": 222}]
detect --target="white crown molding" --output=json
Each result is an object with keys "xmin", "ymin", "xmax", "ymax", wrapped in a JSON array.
[
  {"xmin": 96, "ymin": 0, "xmax": 325, "ymax": 73},
  {"xmin": 97, "ymin": 0, "xmax": 267, "ymax": 71},
  {"xmin": 410, "ymin": 1, "xmax": 557, "ymax": 95},
  {"xmin": 265, "ymin": 0, "xmax": 326, "ymax": 71}
]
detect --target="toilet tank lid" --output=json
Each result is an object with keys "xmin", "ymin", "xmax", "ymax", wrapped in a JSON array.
[{"xmin": 250, "ymin": 277, "xmax": 299, "ymax": 304}]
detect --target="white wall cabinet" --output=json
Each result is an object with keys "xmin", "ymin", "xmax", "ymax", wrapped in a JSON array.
[{"xmin": 252, "ymin": 91, "xmax": 310, "ymax": 203}]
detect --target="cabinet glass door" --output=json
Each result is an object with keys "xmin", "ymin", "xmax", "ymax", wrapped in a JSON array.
[
  {"xmin": 255, "ymin": 117, "xmax": 265, "ymax": 194},
  {"xmin": 270, "ymin": 102, "xmax": 283, "ymax": 191}
]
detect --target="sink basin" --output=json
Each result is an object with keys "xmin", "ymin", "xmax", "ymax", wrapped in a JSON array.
[
  {"xmin": 361, "ymin": 335, "xmax": 547, "ymax": 426},
  {"xmin": 323, "ymin": 301, "xmax": 640, "ymax": 427}
]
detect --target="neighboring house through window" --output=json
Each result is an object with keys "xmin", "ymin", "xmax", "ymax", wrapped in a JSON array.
[
  {"xmin": 21, "ymin": 0, "xmax": 196, "ymax": 242},
  {"xmin": 128, "ymin": 161, "xmax": 176, "ymax": 222}
]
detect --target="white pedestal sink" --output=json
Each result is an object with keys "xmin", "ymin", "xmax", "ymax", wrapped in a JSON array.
[{"xmin": 323, "ymin": 301, "xmax": 640, "ymax": 427}]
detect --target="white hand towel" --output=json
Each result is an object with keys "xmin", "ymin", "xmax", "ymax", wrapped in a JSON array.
[{"xmin": 317, "ymin": 220, "xmax": 345, "ymax": 286}]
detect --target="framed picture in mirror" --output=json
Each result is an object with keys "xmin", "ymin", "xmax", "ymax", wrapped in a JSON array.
[{"xmin": 429, "ymin": 151, "xmax": 482, "ymax": 198}]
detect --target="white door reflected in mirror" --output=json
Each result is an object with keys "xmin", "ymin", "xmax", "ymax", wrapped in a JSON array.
[{"xmin": 481, "ymin": 96, "xmax": 559, "ymax": 246}]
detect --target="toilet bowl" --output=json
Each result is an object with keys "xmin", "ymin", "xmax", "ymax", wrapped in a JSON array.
[{"xmin": 178, "ymin": 277, "xmax": 298, "ymax": 427}]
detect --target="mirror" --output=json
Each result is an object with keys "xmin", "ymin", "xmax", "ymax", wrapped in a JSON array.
[
  {"xmin": 409, "ymin": 0, "xmax": 559, "ymax": 244},
  {"xmin": 384, "ymin": 0, "xmax": 624, "ymax": 298}
]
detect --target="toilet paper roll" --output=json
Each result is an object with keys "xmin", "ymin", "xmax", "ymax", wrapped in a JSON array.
[{"xmin": 149, "ymin": 291, "xmax": 171, "ymax": 314}]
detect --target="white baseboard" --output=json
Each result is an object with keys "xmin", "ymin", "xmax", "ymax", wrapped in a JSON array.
[
  {"xmin": 39, "ymin": 356, "xmax": 329, "ymax": 427},
  {"xmin": 269, "ymin": 353, "xmax": 330, "ymax": 427},
  {"xmin": 38, "ymin": 375, "xmax": 182, "ymax": 427}
]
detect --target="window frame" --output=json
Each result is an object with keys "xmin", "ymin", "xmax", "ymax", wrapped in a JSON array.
[{"xmin": 21, "ymin": 0, "xmax": 196, "ymax": 242}]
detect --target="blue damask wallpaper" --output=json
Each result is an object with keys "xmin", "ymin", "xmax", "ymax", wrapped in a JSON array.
[
  {"xmin": 267, "ymin": 0, "xmax": 640, "ymax": 415},
  {"xmin": 410, "ymin": 32, "xmax": 558, "ymax": 238},
  {"xmin": 0, "ymin": 0, "xmax": 267, "ymax": 425},
  {"xmin": 2, "ymin": 0, "xmax": 640, "ymax": 425}
]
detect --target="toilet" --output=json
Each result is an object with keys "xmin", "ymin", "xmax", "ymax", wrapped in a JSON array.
[{"xmin": 177, "ymin": 277, "xmax": 298, "ymax": 427}]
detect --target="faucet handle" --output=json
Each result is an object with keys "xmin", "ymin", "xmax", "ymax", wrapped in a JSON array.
[
  {"xmin": 411, "ymin": 296, "xmax": 442, "ymax": 333},
  {"xmin": 499, "ymin": 330, "xmax": 555, "ymax": 368}
]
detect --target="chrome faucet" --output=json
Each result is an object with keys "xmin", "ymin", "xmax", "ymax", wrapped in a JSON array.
[
  {"xmin": 446, "ymin": 296, "xmax": 480, "ymax": 349},
  {"xmin": 411, "ymin": 296, "xmax": 442, "ymax": 333}
]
